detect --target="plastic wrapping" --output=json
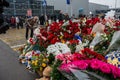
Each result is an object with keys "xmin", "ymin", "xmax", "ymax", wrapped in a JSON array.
[
  {"xmin": 59, "ymin": 68, "xmax": 108, "ymax": 80},
  {"xmin": 90, "ymin": 32, "xmax": 103, "ymax": 48},
  {"xmin": 91, "ymin": 23, "xmax": 105, "ymax": 34},
  {"xmin": 69, "ymin": 68, "xmax": 90, "ymax": 80},
  {"xmin": 108, "ymin": 31, "xmax": 120, "ymax": 50},
  {"xmin": 90, "ymin": 23, "xmax": 105, "ymax": 49}
]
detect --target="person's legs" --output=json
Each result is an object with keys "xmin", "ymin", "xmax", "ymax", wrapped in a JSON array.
[
  {"xmin": 25, "ymin": 27, "xmax": 29, "ymax": 40},
  {"xmin": 17, "ymin": 23, "xmax": 19, "ymax": 29},
  {"xmin": 30, "ymin": 28, "xmax": 33, "ymax": 38}
]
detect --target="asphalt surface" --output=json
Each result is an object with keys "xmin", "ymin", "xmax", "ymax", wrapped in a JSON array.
[{"xmin": 0, "ymin": 40, "xmax": 39, "ymax": 80}]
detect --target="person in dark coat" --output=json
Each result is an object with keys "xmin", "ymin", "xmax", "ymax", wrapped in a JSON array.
[
  {"xmin": 0, "ymin": 0, "xmax": 9, "ymax": 34},
  {"xmin": 39, "ymin": 14, "xmax": 45, "ymax": 26},
  {"xmin": 64, "ymin": 13, "xmax": 70, "ymax": 21},
  {"xmin": 58, "ymin": 10, "xmax": 64, "ymax": 21}
]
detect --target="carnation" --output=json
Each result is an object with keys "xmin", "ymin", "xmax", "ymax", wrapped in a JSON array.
[
  {"xmin": 72, "ymin": 60, "xmax": 88, "ymax": 70},
  {"xmin": 100, "ymin": 63, "xmax": 111, "ymax": 74},
  {"xmin": 59, "ymin": 64, "xmax": 71, "ymax": 73},
  {"xmin": 90, "ymin": 60, "xmax": 100, "ymax": 70},
  {"xmin": 110, "ymin": 64, "xmax": 120, "ymax": 78}
]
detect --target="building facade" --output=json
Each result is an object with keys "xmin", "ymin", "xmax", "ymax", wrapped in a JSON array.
[
  {"xmin": 4, "ymin": 0, "xmax": 54, "ymax": 16},
  {"xmin": 46, "ymin": 0, "xmax": 89, "ymax": 17},
  {"xmin": 89, "ymin": 3, "xmax": 109, "ymax": 15}
]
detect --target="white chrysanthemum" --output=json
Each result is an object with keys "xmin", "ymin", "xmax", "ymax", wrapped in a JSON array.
[
  {"xmin": 105, "ymin": 10, "xmax": 115, "ymax": 20},
  {"xmin": 62, "ymin": 21, "xmax": 69, "ymax": 26},
  {"xmin": 47, "ymin": 42, "xmax": 71, "ymax": 55},
  {"xmin": 75, "ymin": 43, "xmax": 84, "ymax": 52},
  {"xmin": 72, "ymin": 19, "xmax": 80, "ymax": 23},
  {"xmin": 34, "ymin": 27, "xmax": 40, "ymax": 36},
  {"xmin": 75, "ymin": 40, "xmax": 89, "ymax": 53}
]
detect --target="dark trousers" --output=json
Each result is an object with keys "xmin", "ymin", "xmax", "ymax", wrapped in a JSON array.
[{"xmin": 25, "ymin": 27, "xmax": 33, "ymax": 40}]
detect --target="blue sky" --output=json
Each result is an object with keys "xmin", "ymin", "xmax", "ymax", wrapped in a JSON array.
[{"xmin": 89, "ymin": 0, "xmax": 120, "ymax": 8}]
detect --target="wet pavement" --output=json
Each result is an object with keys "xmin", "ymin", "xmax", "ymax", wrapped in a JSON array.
[{"xmin": 0, "ymin": 40, "xmax": 39, "ymax": 80}]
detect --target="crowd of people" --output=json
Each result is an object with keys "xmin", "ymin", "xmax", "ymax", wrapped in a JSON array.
[
  {"xmin": 1, "ymin": 10, "xmax": 71, "ymax": 39},
  {"xmin": 1, "ymin": 9, "xmax": 120, "ymax": 41}
]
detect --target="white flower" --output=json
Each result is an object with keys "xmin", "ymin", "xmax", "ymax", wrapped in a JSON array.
[
  {"xmin": 25, "ymin": 51, "xmax": 32, "ymax": 59},
  {"xmin": 47, "ymin": 42, "xmax": 71, "ymax": 55},
  {"xmin": 60, "ymin": 32, "xmax": 63, "ymax": 36},
  {"xmin": 72, "ymin": 19, "xmax": 80, "ymax": 23},
  {"xmin": 75, "ymin": 43, "xmax": 84, "ymax": 52},
  {"xmin": 34, "ymin": 27, "xmax": 40, "ymax": 36},
  {"xmin": 62, "ymin": 21, "xmax": 69, "ymax": 26},
  {"xmin": 76, "ymin": 40, "xmax": 89, "ymax": 52}
]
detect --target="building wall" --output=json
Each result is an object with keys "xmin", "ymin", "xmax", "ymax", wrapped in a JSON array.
[
  {"xmin": 89, "ymin": 3, "xmax": 109, "ymax": 15},
  {"xmin": 4, "ymin": 0, "xmax": 54, "ymax": 16},
  {"xmin": 46, "ymin": 0, "xmax": 89, "ymax": 17}
]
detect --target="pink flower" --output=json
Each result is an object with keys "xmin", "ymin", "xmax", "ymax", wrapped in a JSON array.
[
  {"xmin": 100, "ymin": 63, "xmax": 111, "ymax": 74},
  {"xmin": 72, "ymin": 60, "xmax": 88, "ymax": 70},
  {"xmin": 78, "ymin": 61, "xmax": 88, "ymax": 70},
  {"xmin": 59, "ymin": 64, "xmax": 70, "ymax": 73},
  {"xmin": 90, "ymin": 60, "xmax": 100, "ymax": 70},
  {"xmin": 84, "ymin": 60, "xmax": 91, "ymax": 64},
  {"xmin": 55, "ymin": 53, "xmax": 72, "ymax": 64},
  {"xmin": 55, "ymin": 54, "xmax": 65, "ymax": 61},
  {"xmin": 91, "ymin": 61, "xmax": 100, "ymax": 69},
  {"xmin": 110, "ymin": 64, "xmax": 120, "ymax": 78}
]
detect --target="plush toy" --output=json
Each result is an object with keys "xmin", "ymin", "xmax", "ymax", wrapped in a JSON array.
[{"xmin": 36, "ymin": 66, "xmax": 52, "ymax": 80}]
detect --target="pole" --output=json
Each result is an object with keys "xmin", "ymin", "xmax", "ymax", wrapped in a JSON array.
[
  {"xmin": 115, "ymin": 0, "xmax": 117, "ymax": 9},
  {"xmin": 115, "ymin": 0, "xmax": 117, "ymax": 16},
  {"xmin": 52, "ymin": 0, "xmax": 55, "ymax": 14},
  {"xmin": 41, "ymin": 1, "xmax": 43, "ymax": 14},
  {"xmin": 70, "ymin": 0, "xmax": 73, "ymax": 17},
  {"xmin": 13, "ymin": 0, "xmax": 16, "ymax": 16},
  {"xmin": 44, "ymin": 6, "xmax": 46, "ymax": 15},
  {"xmin": 28, "ymin": 0, "xmax": 30, "ymax": 8}
]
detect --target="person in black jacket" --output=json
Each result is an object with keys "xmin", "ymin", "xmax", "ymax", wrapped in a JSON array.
[
  {"xmin": 39, "ymin": 14, "xmax": 45, "ymax": 26},
  {"xmin": 58, "ymin": 10, "xmax": 64, "ymax": 21},
  {"xmin": 0, "ymin": 0, "xmax": 9, "ymax": 34}
]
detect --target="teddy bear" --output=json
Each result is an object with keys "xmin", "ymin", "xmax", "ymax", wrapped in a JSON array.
[{"xmin": 36, "ymin": 66, "xmax": 52, "ymax": 80}]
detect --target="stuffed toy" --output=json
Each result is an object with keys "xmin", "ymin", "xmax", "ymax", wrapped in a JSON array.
[{"xmin": 36, "ymin": 66, "xmax": 52, "ymax": 80}]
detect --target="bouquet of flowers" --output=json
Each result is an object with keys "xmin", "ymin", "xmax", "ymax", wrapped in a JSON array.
[
  {"xmin": 47, "ymin": 42, "xmax": 71, "ymax": 55},
  {"xmin": 105, "ymin": 51, "xmax": 120, "ymax": 68}
]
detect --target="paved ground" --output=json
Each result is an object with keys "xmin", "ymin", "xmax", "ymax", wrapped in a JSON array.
[
  {"xmin": 0, "ymin": 28, "xmax": 26, "ymax": 50},
  {"xmin": 0, "ymin": 40, "xmax": 39, "ymax": 80},
  {"xmin": 0, "ymin": 28, "xmax": 26, "ymax": 46}
]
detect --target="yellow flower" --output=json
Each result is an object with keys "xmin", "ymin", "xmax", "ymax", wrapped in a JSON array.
[
  {"xmin": 32, "ymin": 61, "xmax": 35, "ymax": 64},
  {"xmin": 42, "ymin": 63, "xmax": 47, "ymax": 67},
  {"xmin": 60, "ymin": 36, "xmax": 63, "ymax": 39},
  {"xmin": 34, "ymin": 62, "xmax": 38, "ymax": 66},
  {"xmin": 46, "ymin": 59, "xmax": 49, "ymax": 62},
  {"xmin": 35, "ymin": 60, "xmax": 38, "ymax": 63},
  {"xmin": 43, "ymin": 58, "xmax": 46, "ymax": 62},
  {"xmin": 40, "ymin": 67, "xmax": 43, "ymax": 71},
  {"xmin": 61, "ymin": 39, "xmax": 65, "ymax": 43}
]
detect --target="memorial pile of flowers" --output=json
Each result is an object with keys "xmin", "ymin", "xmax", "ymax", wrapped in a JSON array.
[{"xmin": 18, "ymin": 14, "xmax": 120, "ymax": 80}]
